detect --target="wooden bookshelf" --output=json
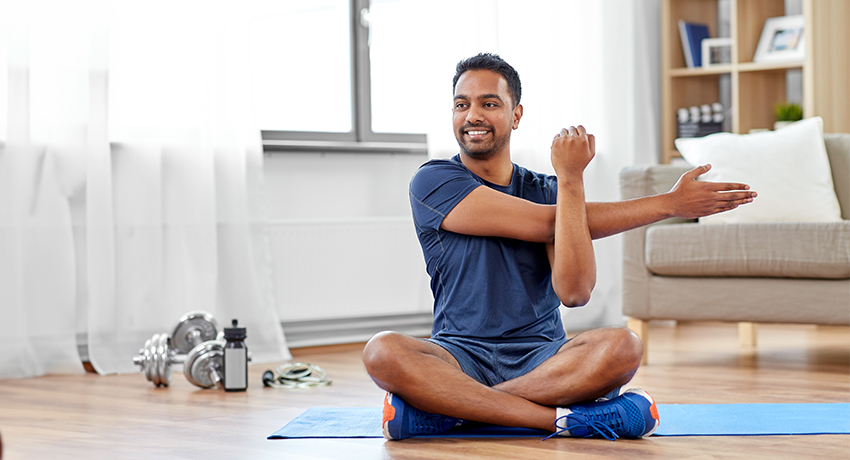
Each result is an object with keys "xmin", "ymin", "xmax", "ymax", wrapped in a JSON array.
[{"xmin": 661, "ymin": 0, "xmax": 850, "ymax": 164}]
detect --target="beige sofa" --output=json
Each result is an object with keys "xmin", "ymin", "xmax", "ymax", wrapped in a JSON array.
[{"xmin": 621, "ymin": 134, "xmax": 850, "ymax": 363}]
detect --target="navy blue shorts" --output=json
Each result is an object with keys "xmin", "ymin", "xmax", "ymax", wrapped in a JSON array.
[{"xmin": 427, "ymin": 335, "xmax": 569, "ymax": 387}]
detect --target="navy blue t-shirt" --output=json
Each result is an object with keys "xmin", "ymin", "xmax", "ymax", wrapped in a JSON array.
[{"xmin": 409, "ymin": 154, "xmax": 565, "ymax": 343}]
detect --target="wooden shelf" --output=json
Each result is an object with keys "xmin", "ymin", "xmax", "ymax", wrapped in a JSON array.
[
  {"xmin": 669, "ymin": 65, "xmax": 733, "ymax": 77},
  {"xmin": 660, "ymin": 0, "xmax": 849, "ymax": 164},
  {"xmin": 737, "ymin": 60, "xmax": 804, "ymax": 72}
]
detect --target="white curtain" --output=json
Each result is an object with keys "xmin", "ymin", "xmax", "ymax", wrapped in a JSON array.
[
  {"xmin": 0, "ymin": 0, "xmax": 290, "ymax": 379},
  {"xmin": 370, "ymin": 0, "xmax": 661, "ymax": 330}
]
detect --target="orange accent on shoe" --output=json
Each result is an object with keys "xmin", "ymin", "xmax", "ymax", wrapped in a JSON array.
[
  {"xmin": 382, "ymin": 393, "xmax": 396, "ymax": 423},
  {"xmin": 649, "ymin": 401, "xmax": 660, "ymax": 421}
]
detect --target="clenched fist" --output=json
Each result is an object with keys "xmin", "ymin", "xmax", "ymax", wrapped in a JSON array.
[{"xmin": 551, "ymin": 125, "xmax": 595, "ymax": 177}]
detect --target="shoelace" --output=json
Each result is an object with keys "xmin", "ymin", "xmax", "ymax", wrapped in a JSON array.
[
  {"xmin": 411, "ymin": 409, "xmax": 454, "ymax": 433},
  {"xmin": 543, "ymin": 406, "xmax": 625, "ymax": 441}
]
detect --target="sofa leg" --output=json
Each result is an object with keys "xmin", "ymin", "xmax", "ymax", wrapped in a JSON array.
[
  {"xmin": 738, "ymin": 322, "xmax": 757, "ymax": 348},
  {"xmin": 627, "ymin": 318, "xmax": 649, "ymax": 365}
]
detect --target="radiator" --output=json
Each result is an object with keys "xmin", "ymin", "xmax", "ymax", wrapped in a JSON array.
[{"xmin": 267, "ymin": 217, "xmax": 434, "ymax": 347}]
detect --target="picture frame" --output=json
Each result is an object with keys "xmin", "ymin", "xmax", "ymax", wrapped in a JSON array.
[
  {"xmin": 701, "ymin": 38, "xmax": 733, "ymax": 68},
  {"xmin": 753, "ymin": 15, "xmax": 805, "ymax": 63}
]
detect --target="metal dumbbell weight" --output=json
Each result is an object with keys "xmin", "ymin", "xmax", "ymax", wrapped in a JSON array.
[
  {"xmin": 133, "ymin": 311, "xmax": 220, "ymax": 387},
  {"xmin": 132, "ymin": 333, "xmax": 184, "ymax": 387},
  {"xmin": 183, "ymin": 340, "xmax": 226, "ymax": 389},
  {"xmin": 133, "ymin": 336, "xmax": 234, "ymax": 389},
  {"xmin": 182, "ymin": 339, "xmax": 253, "ymax": 389},
  {"xmin": 170, "ymin": 311, "xmax": 221, "ymax": 354}
]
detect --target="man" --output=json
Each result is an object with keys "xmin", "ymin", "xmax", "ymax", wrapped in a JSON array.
[{"xmin": 362, "ymin": 53, "xmax": 756, "ymax": 441}]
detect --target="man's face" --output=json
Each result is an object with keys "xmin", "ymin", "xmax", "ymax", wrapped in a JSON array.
[{"xmin": 452, "ymin": 69, "xmax": 522, "ymax": 160}]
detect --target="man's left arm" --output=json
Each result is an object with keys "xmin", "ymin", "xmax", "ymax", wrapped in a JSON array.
[{"xmin": 585, "ymin": 164, "xmax": 757, "ymax": 239}]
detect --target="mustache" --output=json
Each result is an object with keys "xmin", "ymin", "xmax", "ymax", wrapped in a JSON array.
[{"xmin": 460, "ymin": 123, "xmax": 494, "ymax": 132}]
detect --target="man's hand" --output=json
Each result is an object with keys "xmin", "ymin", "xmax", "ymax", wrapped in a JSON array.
[
  {"xmin": 666, "ymin": 164, "xmax": 757, "ymax": 219},
  {"xmin": 551, "ymin": 125, "xmax": 595, "ymax": 177}
]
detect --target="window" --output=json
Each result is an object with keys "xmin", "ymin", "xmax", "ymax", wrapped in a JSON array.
[
  {"xmin": 249, "ymin": 1, "xmax": 352, "ymax": 134},
  {"xmin": 250, "ymin": 0, "xmax": 426, "ymax": 153}
]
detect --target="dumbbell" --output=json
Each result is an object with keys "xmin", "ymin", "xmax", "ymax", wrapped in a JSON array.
[
  {"xmin": 170, "ymin": 311, "xmax": 221, "ymax": 354},
  {"xmin": 133, "ymin": 333, "xmax": 184, "ymax": 387},
  {"xmin": 183, "ymin": 340, "xmax": 225, "ymax": 389},
  {"xmin": 133, "ymin": 335, "xmax": 231, "ymax": 389},
  {"xmin": 133, "ymin": 334, "xmax": 225, "ymax": 388},
  {"xmin": 133, "ymin": 311, "xmax": 220, "ymax": 387},
  {"xmin": 182, "ymin": 339, "xmax": 254, "ymax": 389},
  {"xmin": 133, "ymin": 337, "xmax": 226, "ymax": 389}
]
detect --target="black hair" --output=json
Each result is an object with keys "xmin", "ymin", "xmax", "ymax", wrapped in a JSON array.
[{"xmin": 452, "ymin": 53, "xmax": 522, "ymax": 107}]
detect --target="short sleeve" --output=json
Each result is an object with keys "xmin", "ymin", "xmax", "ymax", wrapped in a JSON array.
[
  {"xmin": 544, "ymin": 175, "xmax": 558, "ymax": 205},
  {"xmin": 409, "ymin": 160, "xmax": 481, "ymax": 233}
]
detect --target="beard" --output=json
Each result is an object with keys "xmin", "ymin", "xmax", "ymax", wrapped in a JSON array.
[{"xmin": 455, "ymin": 122, "xmax": 510, "ymax": 160}]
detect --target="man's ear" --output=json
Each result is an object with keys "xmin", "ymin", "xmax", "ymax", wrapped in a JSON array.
[{"xmin": 512, "ymin": 104, "xmax": 523, "ymax": 129}]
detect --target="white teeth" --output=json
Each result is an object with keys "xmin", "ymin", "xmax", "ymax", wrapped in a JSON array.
[{"xmin": 467, "ymin": 131, "xmax": 488, "ymax": 135}]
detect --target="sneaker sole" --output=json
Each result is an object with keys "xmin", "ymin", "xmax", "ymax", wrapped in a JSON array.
[{"xmin": 382, "ymin": 392, "xmax": 397, "ymax": 440}]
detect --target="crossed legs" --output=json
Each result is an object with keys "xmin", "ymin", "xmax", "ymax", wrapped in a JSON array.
[{"xmin": 362, "ymin": 327, "xmax": 643, "ymax": 432}]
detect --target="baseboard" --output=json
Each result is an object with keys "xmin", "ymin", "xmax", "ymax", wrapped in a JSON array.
[{"xmin": 76, "ymin": 313, "xmax": 434, "ymax": 364}]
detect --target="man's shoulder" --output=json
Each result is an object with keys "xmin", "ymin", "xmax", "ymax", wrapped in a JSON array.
[
  {"xmin": 417, "ymin": 156, "xmax": 466, "ymax": 174},
  {"xmin": 411, "ymin": 156, "xmax": 474, "ymax": 189}
]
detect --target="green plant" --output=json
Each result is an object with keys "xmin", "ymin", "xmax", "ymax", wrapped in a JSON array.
[{"xmin": 774, "ymin": 102, "xmax": 803, "ymax": 122}]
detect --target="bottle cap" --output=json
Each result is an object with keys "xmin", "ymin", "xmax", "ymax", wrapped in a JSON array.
[{"xmin": 223, "ymin": 319, "xmax": 247, "ymax": 340}]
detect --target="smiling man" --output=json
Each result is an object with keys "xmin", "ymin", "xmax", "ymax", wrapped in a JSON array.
[{"xmin": 362, "ymin": 53, "xmax": 756, "ymax": 441}]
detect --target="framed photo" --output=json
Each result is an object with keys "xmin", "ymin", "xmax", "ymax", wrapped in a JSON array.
[
  {"xmin": 753, "ymin": 15, "xmax": 805, "ymax": 63},
  {"xmin": 702, "ymin": 38, "xmax": 733, "ymax": 68}
]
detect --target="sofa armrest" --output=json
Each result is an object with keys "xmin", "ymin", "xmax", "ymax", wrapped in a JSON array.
[
  {"xmin": 619, "ymin": 165, "xmax": 691, "ymax": 320},
  {"xmin": 620, "ymin": 164, "xmax": 690, "ymax": 200},
  {"xmin": 824, "ymin": 133, "xmax": 850, "ymax": 219}
]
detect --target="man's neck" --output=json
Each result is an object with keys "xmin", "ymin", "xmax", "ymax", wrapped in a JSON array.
[{"xmin": 459, "ymin": 151, "xmax": 514, "ymax": 186}]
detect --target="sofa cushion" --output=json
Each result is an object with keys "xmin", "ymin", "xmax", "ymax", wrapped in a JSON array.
[
  {"xmin": 675, "ymin": 117, "xmax": 843, "ymax": 224},
  {"xmin": 645, "ymin": 222, "xmax": 850, "ymax": 279}
]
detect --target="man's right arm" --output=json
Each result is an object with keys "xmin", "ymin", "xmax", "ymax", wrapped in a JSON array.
[
  {"xmin": 440, "ymin": 186, "xmax": 556, "ymax": 243},
  {"xmin": 441, "ymin": 164, "xmax": 756, "ymax": 243}
]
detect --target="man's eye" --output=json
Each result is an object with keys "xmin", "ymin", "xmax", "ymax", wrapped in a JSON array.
[
  {"xmin": 454, "ymin": 103, "xmax": 467, "ymax": 109},
  {"xmin": 485, "ymin": 102, "xmax": 498, "ymax": 108}
]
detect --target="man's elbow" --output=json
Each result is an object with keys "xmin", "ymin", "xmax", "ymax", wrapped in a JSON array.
[{"xmin": 553, "ymin": 281, "xmax": 594, "ymax": 308}]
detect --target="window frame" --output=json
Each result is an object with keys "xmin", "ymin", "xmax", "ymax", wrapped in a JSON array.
[{"xmin": 262, "ymin": 0, "xmax": 427, "ymax": 154}]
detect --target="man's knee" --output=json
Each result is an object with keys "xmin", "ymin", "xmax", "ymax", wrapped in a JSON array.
[
  {"xmin": 617, "ymin": 327, "xmax": 643, "ymax": 369},
  {"xmin": 576, "ymin": 326, "xmax": 643, "ymax": 372},
  {"xmin": 362, "ymin": 331, "xmax": 408, "ymax": 376},
  {"xmin": 606, "ymin": 327, "xmax": 644, "ymax": 371}
]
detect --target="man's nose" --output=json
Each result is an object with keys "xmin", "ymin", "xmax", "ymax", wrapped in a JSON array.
[{"xmin": 465, "ymin": 104, "xmax": 484, "ymax": 123}]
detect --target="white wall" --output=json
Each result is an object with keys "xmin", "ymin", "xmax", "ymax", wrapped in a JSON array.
[{"xmin": 263, "ymin": 151, "xmax": 434, "ymax": 335}]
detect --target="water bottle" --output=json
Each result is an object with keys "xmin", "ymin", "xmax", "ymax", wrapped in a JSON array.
[{"xmin": 223, "ymin": 319, "xmax": 248, "ymax": 392}]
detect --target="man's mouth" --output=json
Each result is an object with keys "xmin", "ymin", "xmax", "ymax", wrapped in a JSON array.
[{"xmin": 464, "ymin": 128, "xmax": 491, "ymax": 139}]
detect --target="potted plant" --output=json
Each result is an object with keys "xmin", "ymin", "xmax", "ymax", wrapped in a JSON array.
[{"xmin": 774, "ymin": 102, "xmax": 803, "ymax": 130}]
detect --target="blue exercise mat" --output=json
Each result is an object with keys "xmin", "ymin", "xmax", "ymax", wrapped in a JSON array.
[{"xmin": 268, "ymin": 404, "xmax": 850, "ymax": 439}]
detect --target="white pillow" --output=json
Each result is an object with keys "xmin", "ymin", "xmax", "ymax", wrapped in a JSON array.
[{"xmin": 675, "ymin": 117, "xmax": 842, "ymax": 224}]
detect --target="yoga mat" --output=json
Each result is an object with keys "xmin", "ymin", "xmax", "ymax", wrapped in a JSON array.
[{"xmin": 268, "ymin": 403, "xmax": 850, "ymax": 439}]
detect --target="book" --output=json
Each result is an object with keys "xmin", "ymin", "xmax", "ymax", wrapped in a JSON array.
[{"xmin": 678, "ymin": 20, "xmax": 710, "ymax": 68}]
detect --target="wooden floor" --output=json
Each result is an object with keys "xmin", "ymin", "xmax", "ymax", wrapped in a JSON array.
[{"xmin": 1, "ymin": 321, "xmax": 849, "ymax": 459}]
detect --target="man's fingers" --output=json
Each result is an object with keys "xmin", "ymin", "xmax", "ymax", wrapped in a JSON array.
[
  {"xmin": 713, "ymin": 182, "xmax": 752, "ymax": 191},
  {"xmin": 680, "ymin": 164, "xmax": 709, "ymax": 181},
  {"xmin": 698, "ymin": 180, "xmax": 754, "ymax": 193},
  {"xmin": 576, "ymin": 125, "xmax": 587, "ymax": 137},
  {"xmin": 715, "ymin": 191, "xmax": 757, "ymax": 201}
]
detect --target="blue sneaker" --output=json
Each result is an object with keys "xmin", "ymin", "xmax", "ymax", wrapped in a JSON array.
[
  {"xmin": 548, "ymin": 388, "xmax": 660, "ymax": 441},
  {"xmin": 382, "ymin": 392, "xmax": 462, "ymax": 440}
]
